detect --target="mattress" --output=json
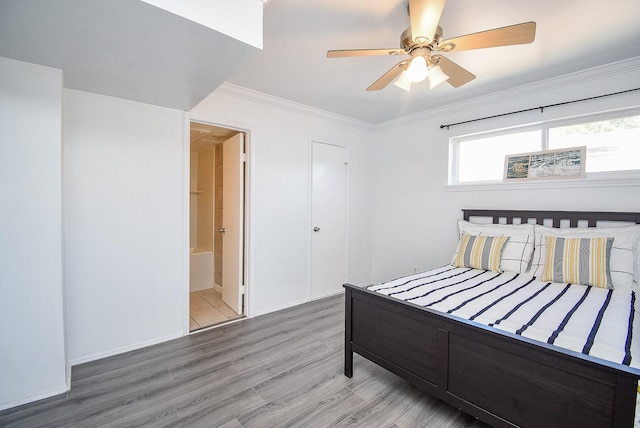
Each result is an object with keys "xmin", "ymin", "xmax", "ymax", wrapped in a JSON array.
[{"xmin": 369, "ymin": 265, "xmax": 639, "ymax": 369}]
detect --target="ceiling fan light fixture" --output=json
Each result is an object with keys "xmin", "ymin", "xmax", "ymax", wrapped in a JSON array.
[
  {"xmin": 392, "ymin": 72, "xmax": 412, "ymax": 91},
  {"xmin": 428, "ymin": 64, "xmax": 449, "ymax": 89},
  {"xmin": 405, "ymin": 56, "xmax": 429, "ymax": 82}
]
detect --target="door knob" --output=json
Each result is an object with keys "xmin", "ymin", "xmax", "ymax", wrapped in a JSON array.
[
  {"xmin": 313, "ymin": 227, "xmax": 320, "ymax": 232},
  {"xmin": 218, "ymin": 227, "xmax": 226, "ymax": 233}
]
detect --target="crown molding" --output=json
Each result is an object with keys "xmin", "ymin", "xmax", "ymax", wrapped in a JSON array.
[
  {"xmin": 215, "ymin": 83, "xmax": 374, "ymax": 130},
  {"xmin": 215, "ymin": 57, "xmax": 640, "ymax": 131},
  {"xmin": 378, "ymin": 56, "xmax": 640, "ymax": 129}
]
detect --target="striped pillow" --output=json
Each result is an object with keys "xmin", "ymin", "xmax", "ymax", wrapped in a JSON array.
[
  {"xmin": 455, "ymin": 220, "xmax": 535, "ymax": 274},
  {"xmin": 541, "ymin": 236, "xmax": 614, "ymax": 288},
  {"xmin": 453, "ymin": 233, "xmax": 510, "ymax": 272}
]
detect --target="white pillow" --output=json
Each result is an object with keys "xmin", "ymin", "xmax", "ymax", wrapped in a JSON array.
[
  {"xmin": 452, "ymin": 220, "xmax": 535, "ymax": 274},
  {"xmin": 530, "ymin": 225, "xmax": 640, "ymax": 290}
]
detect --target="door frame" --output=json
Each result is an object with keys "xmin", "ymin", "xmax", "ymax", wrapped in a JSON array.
[
  {"xmin": 183, "ymin": 113, "xmax": 253, "ymax": 334},
  {"xmin": 308, "ymin": 139, "xmax": 350, "ymax": 301}
]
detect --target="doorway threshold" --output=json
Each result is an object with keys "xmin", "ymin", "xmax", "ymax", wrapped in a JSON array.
[{"xmin": 189, "ymin": 314, "xmax": 246, "ymax": 334}]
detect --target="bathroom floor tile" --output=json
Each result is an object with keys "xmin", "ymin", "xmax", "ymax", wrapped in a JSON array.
[
  {"xmin": 192, "ymin": 305, "xmax": 227, "ymax": 326},
  {"xmin": 197, "ymin": 288, "xmax": 218, "ymax": 297},
  {"xmin": 214, "ymin": 302, "xmax": 240, "ymax": 318},
  {"xmin": 189, "ymin": 317, "xmax": 200, "ymax": 331},
  {"xmin": 189, "ymin": 288, "xmax": 243, "ymax": 331},
  {"xmin": 200, "ymin": 293, "xmax": 223, "ymax": 306}
]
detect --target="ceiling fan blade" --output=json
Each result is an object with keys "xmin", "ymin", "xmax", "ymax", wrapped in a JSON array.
[
  {"xmin": 366, "ymin": 60, "xmax": 409, "ymax": 91},
  {"xmin": 438, "ymin": 21, "xmax": 536, "ymax": 53},
  {"xmin": 432, "ymin": 55, "xmax": 475, "ymax": 88},
  {"xmin": 409, "ymin": 0, "xmax": 446, "ymax": 45},
  {"xmin": 327, "ymin": 48, "xmax": 406, "ymax": 58}
]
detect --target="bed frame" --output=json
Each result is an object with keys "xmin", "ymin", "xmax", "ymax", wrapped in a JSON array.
[{"xmin": 344, "ymin": 209, "xmax": 640, "ymax": 428}]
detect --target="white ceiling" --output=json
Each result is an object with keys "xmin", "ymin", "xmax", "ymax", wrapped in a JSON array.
[
  {"xmin": 0, "ymin": 0, "xmax": 260, "ymax": 111},
  {"xmin": 1, "ymin": 0, "xmax": 638, "ymax": 124},
  {"xmin": 227, "ymin": 0, "xmax": 640, "ymax": 123}
]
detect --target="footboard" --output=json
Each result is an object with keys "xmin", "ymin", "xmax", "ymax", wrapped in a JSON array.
[{"xmin": 344, "ymin": 284, "xmax": 640, "ymax": 428}]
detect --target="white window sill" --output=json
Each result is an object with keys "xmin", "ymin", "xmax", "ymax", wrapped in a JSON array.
[{"xmin": 445, "ymin": 172, "xmax": 640, "ymax": 192}]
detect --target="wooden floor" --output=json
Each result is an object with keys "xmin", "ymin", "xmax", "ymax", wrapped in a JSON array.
[{"xmin": 0, "ymin": 295, "xmax": 490, "ymax": 428}]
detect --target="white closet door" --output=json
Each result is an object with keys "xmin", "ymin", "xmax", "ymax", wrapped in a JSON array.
[{"xmin": 311, "ymin": 141, "xmax": 348, "ymax": 299}]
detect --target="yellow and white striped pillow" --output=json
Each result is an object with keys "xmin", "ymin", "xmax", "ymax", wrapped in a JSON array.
[
  {"xmin": 541, "ymin": 236, "xmax": 614, "ymax": 288},
  {"xmin": 453, "ymin": 233, "xmax": 509, "ymax": 272}
]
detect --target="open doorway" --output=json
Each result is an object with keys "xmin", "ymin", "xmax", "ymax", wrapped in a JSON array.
[{"xmin": 189, "ymin": 121, "xmax": 246, "ymax": 331}]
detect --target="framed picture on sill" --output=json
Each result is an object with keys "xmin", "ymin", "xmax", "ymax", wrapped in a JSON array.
[{"xmin": 504, "ymin": 146, "xmax": 586, "ymax": 181}]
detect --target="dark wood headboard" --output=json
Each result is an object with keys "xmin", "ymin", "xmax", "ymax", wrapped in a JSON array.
[{"xmin": 463, "ymin": 209, "xmax": 640, "ymax": 228}]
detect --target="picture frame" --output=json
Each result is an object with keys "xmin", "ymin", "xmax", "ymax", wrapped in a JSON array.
[{"xmin": 504, "ymin": 146, "xmax": 586, "ymax": 181}]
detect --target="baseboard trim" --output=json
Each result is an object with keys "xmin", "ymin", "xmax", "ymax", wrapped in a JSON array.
[
  {"xmin": 68, "ymin": 331, "xmax": 184, "ymax": 366},
  {"xmin": 0, "ymin": 383, "xmax": 69, "ymax": 412},
  {"xmin": 253, "ymin": 298, "xmax": 309, "ymax": 317}
]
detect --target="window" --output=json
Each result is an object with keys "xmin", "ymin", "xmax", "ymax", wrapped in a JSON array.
[
  {"xmin": 450, "ymin": 111, "xmax": 640, "ymax": 184},
  {"xmin": 457, "ymin": 131, "xmax": 540, "ymax": 182},
  {"xmin": 548, "ymin": 116, "xmax": 640, "ymax": 173}
]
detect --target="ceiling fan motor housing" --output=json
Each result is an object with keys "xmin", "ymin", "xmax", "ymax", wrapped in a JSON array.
[{"xmin": 401, "ymin": 25, "xmax": 444, "ymax": 52}]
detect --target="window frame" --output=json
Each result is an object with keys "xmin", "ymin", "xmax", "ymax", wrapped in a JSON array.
[{"xmin": 448, "ymin": 107, "xmax": 640, "ymax": 188}]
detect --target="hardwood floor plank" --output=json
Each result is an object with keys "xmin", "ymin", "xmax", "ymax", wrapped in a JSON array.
[
  {"xmin": 252, "ymin": 349, "xmax": 344, "ymax": 402},
  {"xmin": 334, "ymin": 380, "xmax": 427, "ymax": 427},
  {"xmin": 217, "ymin": 418, "xmax": 244, "ymax": 428},
  {"xmin": 0, "ymin": 295, "xmax": 491, "ymax": 428},
  {"xmin": 72, "ymin": 361, "xmax": 240, "ymax": 427},
  {"xmin": 239, "ymin": 376, "xmax": 361, "ymax": 428},
  {"xmin": 393, "ymin": 393, "xmax": 490, "ymax": 428},
  {"xmin": 157, "ymin": 387, "xmax": 265, "ymax": 428},
  {"xmin": 346, "ymin": 355, "xmax": 404, "ymax": 402},
  {"xmin": 274, "ymin": 386, "xmax": 365, "ymax": 428}
]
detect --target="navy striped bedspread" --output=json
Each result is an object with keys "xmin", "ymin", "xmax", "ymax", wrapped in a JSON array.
[{"xmin": 368, "ymin": 265, "xmax": 639, "ymax": 368}]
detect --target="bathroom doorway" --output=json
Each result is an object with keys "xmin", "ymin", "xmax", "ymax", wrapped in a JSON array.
[{"xmin": 189, "ymin": 121, "xmax": 246, "ymax": 331}]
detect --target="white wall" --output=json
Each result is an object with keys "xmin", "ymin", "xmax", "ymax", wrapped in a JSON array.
[
  {"xmin": 63, "ymin": 89, "xmax": 185, "ymax": 363},
  {"xmin": 0, "ymin": 57, "xmax": 67, "ymax": 409},
  {"xmin": 370, "ymin": 57, "xmax": 640, "ymax": 283},
  {"xmin": 191, "ymin": 85, "xmax": 373, "ymax": 315}
]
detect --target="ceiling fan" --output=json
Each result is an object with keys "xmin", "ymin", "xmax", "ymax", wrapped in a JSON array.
[{"xmin": 326, "ymin": 0, "xmax": 536, "ymax": 91}]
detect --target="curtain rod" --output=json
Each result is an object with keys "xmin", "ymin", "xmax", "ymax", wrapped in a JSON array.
[{"xmin": 440, "ymin": 87, "xmax": 640, "ymax": 130}]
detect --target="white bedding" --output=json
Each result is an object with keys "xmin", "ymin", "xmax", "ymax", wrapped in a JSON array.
[{"xmin": 369, "ymin": 265, "xmax": 640, "ymax": 369}]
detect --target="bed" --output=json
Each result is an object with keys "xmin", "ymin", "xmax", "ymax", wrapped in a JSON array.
[{"xmin": 344, "ymin": 209, "xmax": 640, "ymax": 428}]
